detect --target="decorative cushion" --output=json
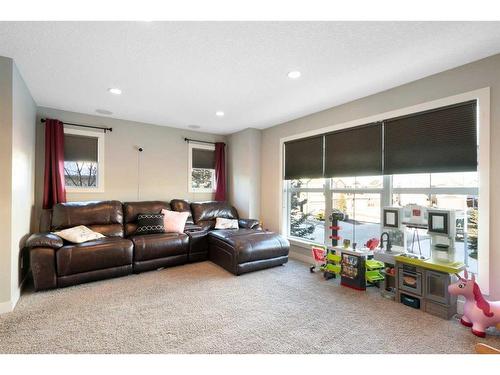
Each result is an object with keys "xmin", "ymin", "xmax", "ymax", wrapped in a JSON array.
[
  {"xmin": 215, "ymin": 217, "xmax": 239, "ymax": 230},
  {"xmin": 52, "ymin": 225, "xmax": 105, "ymax": 244},
  {"xmin": 161, "ymin": 209, "xmax": 189, "ymax": 234},
  {"xmin": 135, "ymin": 213, "xmax": 165, "ymax": 234}
]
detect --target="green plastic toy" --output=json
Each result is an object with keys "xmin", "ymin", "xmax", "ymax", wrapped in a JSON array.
[{"xmin": 310, "ymin": 246, "xmax": 342, "ymax": 280}]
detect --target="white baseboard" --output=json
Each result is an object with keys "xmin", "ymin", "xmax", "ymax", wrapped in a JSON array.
[
  {"xmin": 0, "ymin": 299, "xmax": 15, "ymax": 314},
  {"xmin": 289, "ymin": 249, "xmax": 311, "ymax": 265},
  {"xmin": 0, "ymin": 276, "xmax": 26, "ymax": 315}
]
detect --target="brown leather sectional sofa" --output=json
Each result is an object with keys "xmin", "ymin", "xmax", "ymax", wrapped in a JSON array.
[{"xmin": 26, "ymin": 200, "xmax": 289, "ymax": 291}]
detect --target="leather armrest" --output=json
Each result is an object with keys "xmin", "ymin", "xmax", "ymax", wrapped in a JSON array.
[
  {"xmin": 183, "ymin": 224, "xmax": 204, "ymax": 233},
  {"xmin": 30, "ymin": 247, "xmax": 57, "ymax": 290},
  {"xmin": 26, "ymin": 232, "xmax": 64, "ymax": 249},
  {"xmin": 185, "ymin": 228, "xmax": 209, "ymax": 255},
  {"xmin": 238, "ymin": 218, "xmax": 262, "ymax": 230}
]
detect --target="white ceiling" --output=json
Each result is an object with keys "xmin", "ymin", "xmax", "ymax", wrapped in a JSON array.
[{"xmin": 1, "ymin": 21, "xmax": 500, "ymax": 134}]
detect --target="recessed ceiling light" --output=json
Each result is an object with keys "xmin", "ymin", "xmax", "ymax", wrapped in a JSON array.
[
  {"xmin": 95, "ymin": 109, "xmax": 113, "ymax": 115},
  {"xmin": 287, "ymin": 71, "xmax": 301, "ymax": 79},
  {"xmin": 215, "ymin": 111, "xmax": 225, "ymax": 117},
  {"xmin": 188, "ymin": 125, "xmax": 201, "ymax": 129},
  {"xmin": 108, "ymin": 88, "xmax": 122, "ymax": 95}
]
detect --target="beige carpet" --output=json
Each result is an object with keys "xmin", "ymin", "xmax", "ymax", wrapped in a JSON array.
[{"xmin": 0, "ymin": 259, "xmax": 498, "ymax": 354}]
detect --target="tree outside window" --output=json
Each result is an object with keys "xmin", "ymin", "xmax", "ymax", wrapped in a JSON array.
[{"xmin": 64, "ymin": 161, "xmax": 98, "ymax": 187}]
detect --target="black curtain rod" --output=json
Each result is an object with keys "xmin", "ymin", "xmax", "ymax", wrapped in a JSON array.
[
  {"xmin": 184, "ymin": 138, "xmax": 225, "ymax": 146},
  {"xmin": 41, "ymin": 118, "xmax": 112, "ymax": 133}
]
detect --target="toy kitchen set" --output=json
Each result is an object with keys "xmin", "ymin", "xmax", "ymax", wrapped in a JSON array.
[{"xmin": 327, "ymin": 204, "xmax": 465, "ymax": 320}]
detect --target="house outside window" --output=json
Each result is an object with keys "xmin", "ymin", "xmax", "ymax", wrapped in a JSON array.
[
  {"xmin": 63, "ymin": 128, "xmax": 105, "ymax": 192},
  {"xmin": 188, "ymin": 143, "xmax": 216, "ymax": 193}
]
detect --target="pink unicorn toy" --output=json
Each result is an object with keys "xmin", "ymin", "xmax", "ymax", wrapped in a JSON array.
[{"xmin": 448, "ymin": 269, "xmax": 500, "ymax": 337}]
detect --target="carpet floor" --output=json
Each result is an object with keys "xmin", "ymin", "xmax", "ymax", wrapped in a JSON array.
[{"xmin": 0, "ymin": 259, "xmax": 499, "ymax": 354}]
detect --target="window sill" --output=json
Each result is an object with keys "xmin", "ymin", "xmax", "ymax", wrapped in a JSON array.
[
  {"xmin": 288, "ymin": 237, "xmax": 323, "ymax": 249},
  {"xmin": 66, "ymin": 188, "xmax": 104, "ymax": 193}
]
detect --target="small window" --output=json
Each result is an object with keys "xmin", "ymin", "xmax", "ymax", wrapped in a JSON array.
[
  {"xmin": 63, "ymin": 128, "xmax": 105, "ymax": 192},
  {"xmin": 188, "ymin": 143, "xmax": 216, "ymax": 193}
]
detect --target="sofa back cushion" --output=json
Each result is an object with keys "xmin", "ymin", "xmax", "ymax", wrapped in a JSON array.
[
  {"xmin": 169, "ymin": 199, "xmax": 194, "ymax": 224},
  {"xmin": 51, "ymin": 200, "xmax": 124, "ymax": 237},
  {"xmin": 123, "ymin": 201, "xmax": 171, "ymax": 236},
  {"xmin": 190, "ymin": 201, "xmax": 239, "ymax": 229},
  {"xmin": 39, "ymin": 209, "xmax": 53, "ymax": 232}
]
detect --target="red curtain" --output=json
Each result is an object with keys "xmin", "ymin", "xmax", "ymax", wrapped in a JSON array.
[
  {"xmin": 214, "ymin": 142, "xmax": 226, "ymax": 201},
  {"xmin": 42, "ymin": 119, "xmax": 66, "ymax": 209}
]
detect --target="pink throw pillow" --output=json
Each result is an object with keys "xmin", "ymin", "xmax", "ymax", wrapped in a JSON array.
[{"xmin": 161, "ymin": 209, "xmax": 189, "ymax": 234}]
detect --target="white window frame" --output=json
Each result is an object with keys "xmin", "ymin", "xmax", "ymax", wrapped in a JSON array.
[
  {"xmin": 63, "ymin": 127, "xmax": 105, "ymax": 193},
  {"xmin": 285, "ymin": 175, "xmax": 478, "ymax": 263},
  {"xmin": 280, "ymin": 88, "xmax": 490, "ymax": 294},
  {"xmin": 285, "ymin": 177, "xmax": 385, "ymax": 246},
  {"xmin": 188, "ymin": 142, "xmax": 216, "ymax": 193}
]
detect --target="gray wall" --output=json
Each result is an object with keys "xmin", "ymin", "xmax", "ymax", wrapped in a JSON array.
[
  {"xmin": 0, "ymin": 57, "xmax": 14, "ymax": 307},
  {"xmin": 228, "ymin": 128, "xmax": 261, "ymax": 219},
  {"xmin": 34, "ymin": 108, "xmax": 226, "ymax": 229},
  {"xmin": 11, "ymin": 63, "xmax": 37, "ymax": 298},
  {"xmin": 260, "ymin": 53, "xmax": 500, "ymax": 299},
  {"xmin": 0, "ymin": 56, "xmax": 36, "ymax": 311}
]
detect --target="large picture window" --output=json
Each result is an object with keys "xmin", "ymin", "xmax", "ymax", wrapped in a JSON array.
[
  {"xmin": 285, "ymin": 172, "xmax": 479, "ymax": 273},
  {"xmin": 282, "ymin": 90, "xmax": 489, "ymax": 290}
]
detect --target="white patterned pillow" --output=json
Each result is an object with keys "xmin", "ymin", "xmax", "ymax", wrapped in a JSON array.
[
  {"xmin": 215, "ymin": 217, "xmax": 239, "ymax": 230},
  {"xmin": 53, "ymin": 225, "xmax": 105, "ymax": 243}
]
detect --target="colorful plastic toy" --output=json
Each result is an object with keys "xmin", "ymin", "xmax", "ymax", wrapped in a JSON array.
[
  {"xmin": 329, "ymin": 210, "xmax": 346, "ymax": 247},
  {"xmin": 365, "ymin": 238, "xmax": 380, "ymax": 251},
  {"xmin": 310, "ymin": 245, "xmax": 341, "ymax": 280},
  {"xmin": 310, "ymin": 245, "xmax": 327, "ymax": 273},
  {"xmin": 448, "ymin": 269, "xmax": 500, "ymax": 337}
]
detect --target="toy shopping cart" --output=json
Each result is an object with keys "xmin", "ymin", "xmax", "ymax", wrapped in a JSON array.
[
  {"xmin": 310, "ymin": 245, "xmax": 327, "ymax": 273},
  {"xmin": 310, "ymin": 245, "xmax": 342, "ymax": 280}
]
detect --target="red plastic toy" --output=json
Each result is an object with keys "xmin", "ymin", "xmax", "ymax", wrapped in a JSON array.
[{"xmin": 365, "ymin": 238, "xmax": 380, "ymax": 250}]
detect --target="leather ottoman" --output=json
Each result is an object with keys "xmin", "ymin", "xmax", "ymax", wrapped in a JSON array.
[{"xmin": 208, "ymin": 229, "xmax": 289, "ymax": 275}]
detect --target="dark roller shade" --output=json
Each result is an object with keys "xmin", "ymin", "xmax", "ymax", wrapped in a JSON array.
[
  {"xmin": 384, "ymin": 100, "xmax": 477, "ymax": 174},
  {"xmin": 324, "ymin": 123, "xmax": 382, "ymax": 178},
  {"xmin": 192, "ymin": 148, "xmax": 215, "ymax": 169},
  {"xmin": 64, "ymin": 134, "xmax": 98, "ymax": 162},
  {"xmin": 284, "ymin": 135, "xmax": 324, "ymax": 180}
]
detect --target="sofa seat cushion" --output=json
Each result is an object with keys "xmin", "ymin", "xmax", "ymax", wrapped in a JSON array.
[
  {"xmin": 130, "ymin": 233, "xmax": 189, "ymax": 262},
  {"xmin": 56, "ymin": 237, "xmax": 133, "ymax": 276},
  {"xmin": 208, "ymin": 230, "xmax": 289, "ymax": 263}
]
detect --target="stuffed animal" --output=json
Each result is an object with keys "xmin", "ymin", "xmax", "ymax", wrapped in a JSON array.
[{"xmin": 448, "ymin": 270, "xmax": 500, "ymax": 337}]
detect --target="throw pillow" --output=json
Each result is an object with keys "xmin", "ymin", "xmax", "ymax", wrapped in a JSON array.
[
  {"xmin": 214, "ymin": 217, "xmax": 239, "ymax": 230},
  {"xmin": 53, "ymin": 225, "xmax": 105, "ymax": 243},
  {"xmin": 136, "ymin": 213, "xmax": 165, "ymax": 234},
  {"xmin": 161, "ymin": 209, "xmax": 189, "ymax": 234}
]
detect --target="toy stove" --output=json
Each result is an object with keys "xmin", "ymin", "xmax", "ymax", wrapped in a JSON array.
[{"xmin": 398, "ymin": 264, "xmax": 423, "ymax": 296}]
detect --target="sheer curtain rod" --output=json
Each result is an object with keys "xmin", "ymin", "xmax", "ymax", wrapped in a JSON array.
[
  {"xmin": 41, "ymin": 118, "xmax": 112, "ymax": 133},
  {"xmin": 184, "ymin": 138, "xmax": 225, "ymax": 146}
]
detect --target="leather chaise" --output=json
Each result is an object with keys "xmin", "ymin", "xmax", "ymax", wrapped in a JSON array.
[{"xmin": 190, "ymin": 201, "xmax": 289, "ymax": 275}]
